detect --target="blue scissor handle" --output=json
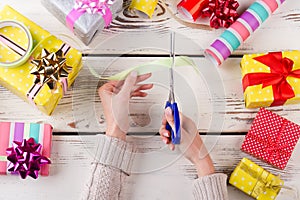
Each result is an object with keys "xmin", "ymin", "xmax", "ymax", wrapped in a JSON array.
[{"xmin": 165, "ymin": 101, "xmax": 181, "ymax": 144}]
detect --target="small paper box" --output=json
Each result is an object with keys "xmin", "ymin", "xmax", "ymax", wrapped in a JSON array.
[
  {"xmin": 241, "ymin": 108, "xmax": 300, "ymax": 169},
  {"xmin": 0, "ymin": 122, "xmax": 52, "ymax": 176},
  {"xmin": 229, "ymin": 158, "xmax": 284, "ymax": 200},
  {"xmin": 41, "ymin": 0, "xmax": 123, "ymax": 45},
  {"xmin": 0, "ymin": 5, "xmax": 82, "ymax": 115},
  {"xmin": 241, "ymin": 51, "xmax": 300, "ymax": 108}
]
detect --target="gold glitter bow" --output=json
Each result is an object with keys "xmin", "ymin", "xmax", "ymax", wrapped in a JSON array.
[{"xmin": 30, "ymin": 48, "xmax": 72, "ymax": 91}]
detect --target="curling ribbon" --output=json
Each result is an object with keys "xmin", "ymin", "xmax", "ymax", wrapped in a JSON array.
[
  {"xmin": 129, "ymin": 0, "xmax": 159, "ymax": 18},
  {"xmin": 87, "ymin": 56, "xmax": 198, "ymax": 81},
  {"xmin": 242, "ymin": 52, "xmax": 300, "ymax": 107},
  {"xmin": 66, "ymin": 0, "xmax": 114, "ymax": 32},
  {"xmin": 0, "ymin": 20, "xmax": 33, "ymax": 68},
  {"xmin": 205, "ymin": 0, "xmax": 287, "ymax": 66},
  {"xmin": 27, "ymin": 43, "xmax": 72, "ymax": 104},
  {"xmin": 177, "ymin": 0, "xmax": 208, "ymax": 21}
]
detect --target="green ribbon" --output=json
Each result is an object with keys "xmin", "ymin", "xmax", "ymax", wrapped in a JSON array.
[
  {"xmin": 0, "ymin": 156, "xmax": 7, "ymax": 161},
  {"xmin": 88, "ymin": 56, "xmax": 199, "ymax": 80}
]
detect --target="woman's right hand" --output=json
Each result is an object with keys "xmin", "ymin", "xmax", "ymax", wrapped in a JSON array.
[{"xmin": 159, "ymin": 107, "xmax": 215, "ymax": 177}]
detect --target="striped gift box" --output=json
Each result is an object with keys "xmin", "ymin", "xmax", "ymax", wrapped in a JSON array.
[{"xmin": 0, "ymin": 122, "xmax": 52, "ymax": 176}]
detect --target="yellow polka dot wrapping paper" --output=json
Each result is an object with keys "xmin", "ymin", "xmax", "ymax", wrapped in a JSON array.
[
  {"xmin": 241, "ymin": 108, "xmax": 300, "ymax": 170},
  {"xmin": 129, "ymin": 0, "xmax": 159, "ymax": 18},
  {"xmin": 229, "ymin": 157, "xmax": 284, "ymax": 200},
  {"xmin": 241, "ymin": 51, "xmax": 300, "ymax": 108},
  {"xmin": 0, "ymin": 5, "xmax": 82, "ymax": 115}
]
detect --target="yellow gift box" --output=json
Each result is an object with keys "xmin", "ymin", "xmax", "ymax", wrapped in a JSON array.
[
  {"xmin": 241, "ymin": 51, "xmax": 300, "ymax": 108},
  {"xmin": 229, "ymin": 158, "xmax": 283, "ymax": 200},
  {"xmin": 0, "ymin": 5, "xmax": 82, "ymax": 115}
]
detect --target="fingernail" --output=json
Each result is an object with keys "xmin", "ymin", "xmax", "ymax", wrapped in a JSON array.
[
  {"xmin": 165, "ymin": 107, "xmax": 172, "ymax": 116},
  {"xmin": 163, "ymin": 132, "xmax": 169, "ymax": 137},
  {"xmin": 163, "ymin": 138, "xmax": 168, "ymax": 144},
  {"xmin": 130, "ymin": 71, "xmax": 137, "ymax": 77}
]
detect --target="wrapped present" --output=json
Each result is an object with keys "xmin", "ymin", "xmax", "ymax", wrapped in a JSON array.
[
  {"xmin": 241, "ymin": 51, "xmax": 300, "ymax": 108},
  {"xmin": 41, "ymin": 0, "xmax": 123, "ymax": 45},
  {"xmin": 229, "ymin": 157, "xmax": 284, "ymax": 200},
  {"xmin": 0, "ymin": 122, "xmax": 52, "ymax": 178},
  {"xmin": 241, "ymin": 108, "xmax": 300, "ymax": 169},
  {"xmin": 0, "ymin": 5, "xmax": 82, "ymax": 115}
]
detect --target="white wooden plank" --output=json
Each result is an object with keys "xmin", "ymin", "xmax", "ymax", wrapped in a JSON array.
[
  {"xmin": 1, "ymin": 57, "xmax": 300, "ymax": 133},
  {"xmin": 0, "ymin": 0, "xmax": 299, "ymax": 55},
  {"xmin": 0, "ymin": 135, "xmax": 298, "ymax": 200}
]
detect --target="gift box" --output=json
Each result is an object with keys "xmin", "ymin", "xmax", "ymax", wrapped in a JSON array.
[
  {"xmin": 0, "ymin": 122, "xmax": 52, "ymax": 177},
  {"xmin": 241, "ymin": 51, "xmax": 300, "ymax": 108},
  {"xmin": 241, "ymin": 108, "xmax": 300, "ymax": 169},
  {"xmin": 0, "ymin": 5, "xmax": 82, "ymax": 115},
  {"xmin": 229, "ymin": 158, "xmax": 283, "ymax": 199},
  {"xmin": 41, "ymin": 0, "xmax": 123, "ymax": 45}
]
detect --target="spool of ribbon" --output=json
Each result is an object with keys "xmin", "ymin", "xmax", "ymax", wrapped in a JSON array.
[
  {"xmin": 177, "ymin": 0, "xmax": 208, "ymax": 21},
  {"xmin": 201, "ymin": 0, "xmax": 239, "ymax": 29},
  {"xmin": 27, "ymin": 43, "xmax": 72, "ymax": 103},
  {"xmin": 205, "ymin": 0, "xmax": 286, "ymax": 66},
  {"xmin": 6, "ymin": 138, "xmax": 51, "ymax": 179},
  {"xmin": 66, "ymin": 0, "xmax": 114, "ymax": 32},
  {"xmin": 129, "ymin": 0, "xmax": 159, "ymax": 18},
  {"xmin": 0, "ymin": 20, "xmax": 33, "ymax": 68},
  {"xmin": 242, "ymin": 52, "xmax": 300, "ymax": 107}
]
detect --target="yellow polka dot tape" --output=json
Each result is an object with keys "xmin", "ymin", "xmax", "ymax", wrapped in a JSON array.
[
  {"xmin": 0, "ymin": 20, "xmax": 33, "ymax": 68},
  {"xmin": 129, "ymin": 0, "xmax": 158, "ymax": 18}
]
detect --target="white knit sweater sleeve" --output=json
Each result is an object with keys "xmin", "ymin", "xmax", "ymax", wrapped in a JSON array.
[
  {"xmin": 193, "ymin": 173, "xmax": 229, "ymax": 200},
  {"xmin": 81, "ymin": 135, "xmax": 135, "ymax": 200}
]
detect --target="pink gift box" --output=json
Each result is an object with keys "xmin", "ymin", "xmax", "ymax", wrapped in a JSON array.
[
  {"xmin": 241, "ymin": 108, "xmax": 300, "ymax": 169},
  {"xmin": 0, "ymin": 122, "xmax": 52, "ymax": 176}
]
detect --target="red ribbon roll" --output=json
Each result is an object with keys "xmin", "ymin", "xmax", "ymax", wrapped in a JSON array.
[
  {"xmin": 243, "ymin": 52, "xmax": 300, "ymax": 107},
  {"xmin": 177, "ymin": 0, "xmax": 208, "ymax": 21}
]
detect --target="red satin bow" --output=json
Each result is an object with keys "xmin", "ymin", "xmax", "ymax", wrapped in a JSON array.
[
  {"xmin": 201, "ymin": 0, "xmax": 239, "ymax": 28},
  {"xmin": 243, "ymin": 52, "xmax": 300, "ymax": 107}
]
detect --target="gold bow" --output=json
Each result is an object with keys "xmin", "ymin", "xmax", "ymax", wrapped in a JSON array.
[{"xmin": 30, "ymin": 48, "xmax": 71, "ymax": 91}]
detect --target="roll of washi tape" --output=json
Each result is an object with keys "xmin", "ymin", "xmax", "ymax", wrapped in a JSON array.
[
  {"xmin": 205, "ymin": 0, "xmax": 286, "ymax": 66},
  {"xmin": 0, "ymin": 20, "xmax": 33, "ymax": 68},
  {"xmin": 177, "ymin": 0, "xmax": 208, "ymax": 21}
]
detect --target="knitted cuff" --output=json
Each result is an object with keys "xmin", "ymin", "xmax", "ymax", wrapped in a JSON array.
[
  {"xmin": 193, "ymin": 173, "xmax": 228, "ymax": 200},
  {"xmin": 94, "ymin": 135, "xmax": 136, "ymax": 175}
]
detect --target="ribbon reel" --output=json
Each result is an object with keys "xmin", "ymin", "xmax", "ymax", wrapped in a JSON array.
[{"xmin": 0, "ymin": 20, "xmax": 33, "ymax": 68}]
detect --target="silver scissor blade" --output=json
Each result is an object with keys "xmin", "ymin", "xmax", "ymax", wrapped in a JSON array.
[{"xmin": 169, "ymin": 32, "xmax": 175, "ymax": 102}]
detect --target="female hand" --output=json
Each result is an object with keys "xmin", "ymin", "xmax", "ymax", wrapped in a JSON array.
[
  {"xmin": 159, "ymin": 107, "xmax": 215, "ymax": 177},
  {"xmin": 98, "ymin": 71, "xmax": 153, "ymax": 141}
]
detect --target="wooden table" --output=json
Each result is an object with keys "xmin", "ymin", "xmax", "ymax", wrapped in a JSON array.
[{"xmin": 1, "ymin": 0, "xmax": 300, "ymax": 199}]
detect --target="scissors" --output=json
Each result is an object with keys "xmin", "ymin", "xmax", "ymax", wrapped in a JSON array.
[{"xmin": 165, "ymin": 32, "xmax": 181, "ymax": 144}]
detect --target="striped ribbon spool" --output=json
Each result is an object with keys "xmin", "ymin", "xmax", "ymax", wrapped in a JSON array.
[
  {"xmin": 0, "ymin": 122, "xmax": 52, "ymax": 176},
  {"xmin": 205, "ymin": 0, "xmax": 286, "ymax": 66}
]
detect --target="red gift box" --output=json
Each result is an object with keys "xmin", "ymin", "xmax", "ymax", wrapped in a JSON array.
[{"xmin": 241, "ymin": 108, "xmax": 300, "ymax": 169}]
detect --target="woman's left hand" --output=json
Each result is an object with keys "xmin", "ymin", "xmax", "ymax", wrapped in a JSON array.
[{"xmin": 98, "ymin": 71, "xmax": 153, "ymax": 141}]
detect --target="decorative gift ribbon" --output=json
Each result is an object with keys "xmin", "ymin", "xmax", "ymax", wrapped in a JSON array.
[
  {"xmin": 201, "ymin": 0, "xmax": 239, "ymax": 29},
  {"xmin": 66, "ymin": 0, "xmax": 114, "ymax": 32},
  {"xmin": 87, "ymin": 56, "xmax": 198, "ymax": 81},
  {"xmin": 6, "ymin": 138, "xmax": 51, "ymax": 179},
  {"xmin": 27, "ymin": 43, "xmax": 72, "ymax": 103},
  {"xmin": 242, "ymin": 52, "xmax": 300, "ymax": 107},
  {"xmin": 239, "ymin": 160, "xmax": 283, "ymax": 198},
  {"xmin": 205, "ymin": 0, "xmax": 287, "ymax": 66},
  {"xmin": 177, "ymin": 0, "xmax": 208, "ymax": 21},
  {"xmin": 0, "ymin": 20, "xmax": 33, "ymax": 68},
  {"xmin": 246, "ymin": 118, "xmax": 290, "ymax": 166}
]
